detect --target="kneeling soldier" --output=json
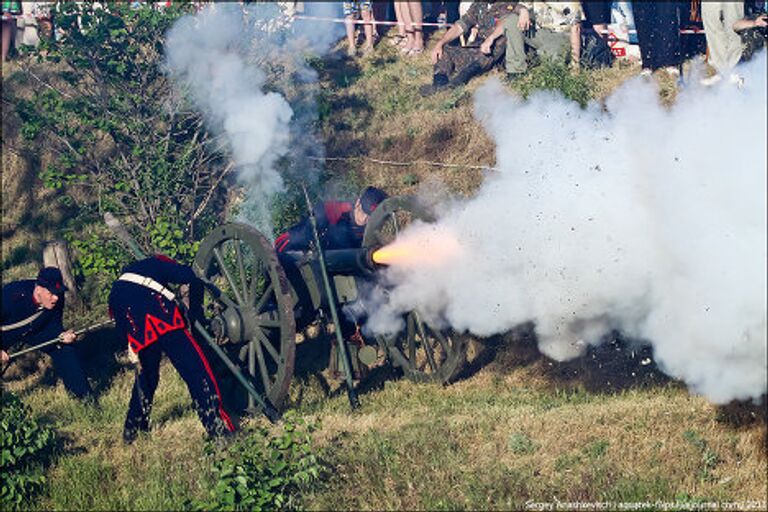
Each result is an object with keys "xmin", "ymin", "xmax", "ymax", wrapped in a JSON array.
[
  {"xmin": 109, "ymin": 254, "xmax": 235, "ymax": 443},
  {"xmin": 1, "ymin": 267, "xmax": 93, "ymax": 400}
]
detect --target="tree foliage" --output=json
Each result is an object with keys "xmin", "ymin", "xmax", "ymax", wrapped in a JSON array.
[{"xmin": 14, "ymin": 1, "xmax": 232, "ymax": 266}]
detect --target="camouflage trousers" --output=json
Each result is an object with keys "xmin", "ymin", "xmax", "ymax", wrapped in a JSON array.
[{"xmin": 433, "ymin": 38, "xmax": 506, "ymax": 86}]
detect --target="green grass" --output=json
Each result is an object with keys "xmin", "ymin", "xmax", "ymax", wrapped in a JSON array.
[{"xmin": 2, "ymin": 30, "xmax": 767, "ymax": 512}]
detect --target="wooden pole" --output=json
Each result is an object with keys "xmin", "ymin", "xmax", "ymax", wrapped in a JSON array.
[{"xmin": 42, "ymin": 240, "xmax": 80, "ymax": 306}]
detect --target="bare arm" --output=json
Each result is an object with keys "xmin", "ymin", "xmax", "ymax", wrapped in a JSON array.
[
  {"xmin": 733, "ymin": 14, "xmax": 767, "ymax": 32},
  {"xmin": 432, "ymin": 23, "xmax": 465, "ymax": 64},
  {"xmin": 480, "ymin": 5, "xmax": 531, "ymax": 55}
]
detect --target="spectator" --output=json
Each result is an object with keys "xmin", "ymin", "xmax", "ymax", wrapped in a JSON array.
[
  {"xmin": 503, "ymin": 1, "xmax": 584, "ymax": 77},
  {"xmin": 581, "ymin": 0, "xmax": 611, "ymax": 39},
  {"xmin": 420, "ymin": 1, "xmax": 527, "ymax": 96},
  {"xmin": 399, "ymin": 1, "xmax": 424, "ymax": 56},
  {"xmin": 701, "ymin": 3, "xmax": 767, "ymax": 85},
  {"xmin": 2, "ymin": 0, "xmax": 21, "ymax": 63},
  {"xmin": 390, "ymin": 1, "xmax": 408, "ymax": 49},
  {"xmin": 632, "ymin": 1, "xmax": 685, "ymax": 77},
  {"xmin": 344, "ymin": 1, "xmax": 375, "ymax": 57}
]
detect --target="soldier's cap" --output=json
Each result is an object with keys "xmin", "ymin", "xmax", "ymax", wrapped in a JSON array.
[
  {"xmin": 36, "ymin": 267, "xmax": 68, "ymax": 295},
  {"xmin": 359, "ymin": 186, "xmax": 388, "ymax": 215}
]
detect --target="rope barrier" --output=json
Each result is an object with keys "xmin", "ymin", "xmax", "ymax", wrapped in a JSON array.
[
  {"xmin": 309, "ymin": 155, "xmax": 499, "ymax": 173},
  {"xmin": 293, "ymin": 14, "xmax": 707, "ymax": 36}
]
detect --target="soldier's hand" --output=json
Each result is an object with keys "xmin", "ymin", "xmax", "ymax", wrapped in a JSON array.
[
  {"xmin": 480, "ymin": 40, "xmax": 492, "ymax": 55},
  {"xmin": 755, "ymin": 14, "xmax": 768, "ymax": 28},
  {"xmin": 60, "ymin": 330, "xmax": 77, "ymax": 344},
  {"xmin": 517, "ymin": 9, "xmax": 531, "ymax": 31},
  {"xmin": 431, "ymin": 43, "xmax": 443, "ymax": 64},
  {"xmin": 1, "ymin": 350, "xmax": 8, "ymax": 363}
]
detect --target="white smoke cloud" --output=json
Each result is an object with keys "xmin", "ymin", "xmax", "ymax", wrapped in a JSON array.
[
  {"xmin": 164, "ymin": 3, "xmax": 343, "ymax": 235},
  {"xmin": 368, "ymin": 54, "xmax": 767, "ymax": 404}
]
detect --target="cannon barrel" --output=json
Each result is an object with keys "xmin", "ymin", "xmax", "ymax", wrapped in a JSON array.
[{"xmin": 323, "ymin": 247, "xmax": 383, "ymax": 275}]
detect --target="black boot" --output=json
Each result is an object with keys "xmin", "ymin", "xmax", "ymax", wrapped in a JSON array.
[
  {"xmin": 448, "ymin": 62, "xmax": 484, "ymax": 87},
  {"xmin": 419, "ymin": 73, "xmax": 450, "ymax": 97}
]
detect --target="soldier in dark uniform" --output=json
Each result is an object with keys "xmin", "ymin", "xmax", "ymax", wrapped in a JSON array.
[
  {"xmin": 274, "ymin": 186, "xmax": 388, "ymax": 253},
  {"xmin": 1, "ymin": 267, "xmax": 93, "ymax": 400},
  {"xmin": 274, "ymin": 186, "xmax": 387, "ymax": 378},
  {"xmin": 420, "ymin": 1, "xmax": 529, "ymax": 96},
  {"xmin": 109, "ymin": 254, "xmax": 235, "ymax": 443}
]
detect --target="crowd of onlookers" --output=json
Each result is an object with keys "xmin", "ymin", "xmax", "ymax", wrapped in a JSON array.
[{"xmin": 3, "ymin": 1, "xmax": 767, "ymax": 89}]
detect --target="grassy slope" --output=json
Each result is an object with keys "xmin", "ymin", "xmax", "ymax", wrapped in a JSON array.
[{"xmin": 2, "ymin": 35, "xmax": 766, "ymax": 511}]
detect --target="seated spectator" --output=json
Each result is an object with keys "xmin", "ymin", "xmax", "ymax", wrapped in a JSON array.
[
  {"xmin": 702, "ymin": 3, "xmax": 767, "ymax": 85},
  {"xmin": 2, "ymin": 0, "xmax": 21, "ymax": 63},
  {"xmin": 343, "ymin": 1, "xmax": 375, "ymax": 58},
  {"xmin": 420, "ymin": 1, "xmax": 528, "ymax": 96},
  {"xmin": 503, "ymin": 1, "xmax": 583, "ymax": 78}
]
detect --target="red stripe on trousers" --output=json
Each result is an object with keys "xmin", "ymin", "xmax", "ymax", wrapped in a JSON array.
[{"xmin": 182, "ymin": 328, "xmax": 235, "ymax": 432}]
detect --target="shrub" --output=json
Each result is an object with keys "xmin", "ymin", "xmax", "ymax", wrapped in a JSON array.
[
  {"xmin": 0, "ymin": 392, "xmax": 55, "ymax": 510},
  {"xmin": 515, "ymin": 59, "xmax": 595, "ymax": 107},
  {"xmin": 192, "ymin": 413, "xmax": 322, "ymax": 511}
]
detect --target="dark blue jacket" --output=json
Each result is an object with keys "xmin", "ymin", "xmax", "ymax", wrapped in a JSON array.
[
  {"xmin": 1, "ymin": 280, "xmax": 65, "ymax": 351},
  {"xmin": 274, "ymin": 201, "xmax": 365, "ymax": 253},
  {"xmin": 109, "ymin": 255, "xmax": 200, "ymax": 352}
]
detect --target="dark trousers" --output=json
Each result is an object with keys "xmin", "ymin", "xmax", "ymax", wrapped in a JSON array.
[
  {"xmin": 124, "ymin": 328, "xmax": 235, "ymax": 439},
  {"xmin": 632, "ymin": 2, "xmax": 684, "ymax": 70},
  {"xmin": 434, "ymin": 40, "xmax": 505, "ymax": 86},
  {"xmin": 44, "ymin": 344, "xmax": 93, "ymax": 399}
]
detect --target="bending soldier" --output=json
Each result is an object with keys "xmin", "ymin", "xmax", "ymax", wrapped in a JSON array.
[
  {"xmin": 274, "ymin": 186, "xmax": 388, "ymax": 377},
  {"xmin": 274, "ymin": 186, "xmax": 388, "ymax": 253},
  {"xmin": 109, "ymin": 254, "xmax": 235, "ymax": 443},
  {"xmin": 1, "ymin": 267, "xmax": 93, "ymax": 400}
]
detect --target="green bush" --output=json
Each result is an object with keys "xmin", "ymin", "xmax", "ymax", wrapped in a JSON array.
[
  {"xmin": 515, "ymin": 59, "xmax": 595, "ymax": 107},
  {"xmin": 192, "ymin": 413, "xmax": 322, "ymax": 511},
  {"xmin": 0, "ymin": 392, "xmax": 55, "ymax": 510}
]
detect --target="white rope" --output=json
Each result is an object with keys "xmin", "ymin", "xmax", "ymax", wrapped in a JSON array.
[{"xmin": 309, "ymin": 155, "xmax": 499, "ymax": 173}]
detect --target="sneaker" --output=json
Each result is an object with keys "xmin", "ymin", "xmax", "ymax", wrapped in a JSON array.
[
  {"xmin": 663, "ymin": 66, "xmax": 680, "ymax": 76},
  {"xmin": 700, "ymin": 74, "xmax": 722, "ymax": 86},
  {"xmin": 639, "ymin": 68, "xmax": 652, "ymax": 78}
]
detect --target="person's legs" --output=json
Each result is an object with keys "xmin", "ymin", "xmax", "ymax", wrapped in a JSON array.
[
  {"xmin": 165, "ymin": 329, "xmax": 235, "ymax": 438},
  {"xmin": 702, "ymin": 3, "xmax": 744, "ymax": 76},
  {"xmin": 653, "ymin": 1, "xmax": 683, "ymax": 71},
  {"xmin": 2, "ymin": 18, "xmax": 13, "ymax": 63},
  {"xmin": 631, "ymin": 1, "xmax": 655, "ymax": 71},
  {"xmin": 47, "ymin": 344, "xmax": 93, "ymax": 399},
  {"xmin": 123, "ymin": 344, "xmax": 162, "ymax": 442},
  {"xmin": 399, "ymin": 0, "xmax": 415, "ymax": 51},
  {"xmin": 503, "ymin": 13, "xmax": 528, "ymax": 74},
  {"xmin": 393, "ymin": 0, "xmax": 406, "ymax": 38},
  {"xmin": 361, "ymin": 3, "xmax": 374, "ymax": 51},
  {"xmin": 343, "ymin": 2, "xmax": 357, "ymax": 56},
  {"xmin": 407, "ymin": 1, "xmax": 424, "ymax": 51}
]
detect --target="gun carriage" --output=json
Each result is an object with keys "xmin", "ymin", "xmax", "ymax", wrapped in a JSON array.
[{"xmin": 190, "ymin": 195, "xmax": 470, "ymax": 414}]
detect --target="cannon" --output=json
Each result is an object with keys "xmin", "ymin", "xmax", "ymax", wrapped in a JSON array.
[{"xmin": 110, "ymin": 196, "xmax": 470, "ymax": 417}]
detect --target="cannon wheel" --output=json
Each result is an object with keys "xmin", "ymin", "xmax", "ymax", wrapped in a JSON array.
[
  {"xmin": 193, "ymin": 223, "xmax": 295, "ymax": 410},
  {"xmin": 363, "ymin": 196, "xmax": 469, "ymax": 384}
]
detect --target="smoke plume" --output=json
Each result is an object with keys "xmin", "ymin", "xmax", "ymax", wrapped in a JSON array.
[
  {"xmin": 368, "ymin": 55, "xmax": 767, "ymax": 404},
  {"xmin": 164, "ymin": 2, "xmax": 342, "ymax": 235}
]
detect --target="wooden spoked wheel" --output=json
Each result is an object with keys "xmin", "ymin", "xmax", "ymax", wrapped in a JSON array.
[
  {"xmin": 363, "ymin": 196, "xmax": 469, "ymax": 384},
  {"xmin": 193, "ymin": 223, "xmax": 296, "ymax": 410}
]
